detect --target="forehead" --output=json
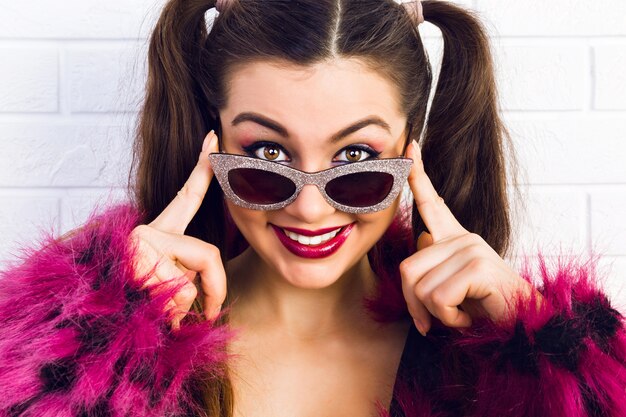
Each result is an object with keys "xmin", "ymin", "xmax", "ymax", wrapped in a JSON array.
[{"xmin": 222, "ymin": 58, "xmax": 405, "ymax": 130}]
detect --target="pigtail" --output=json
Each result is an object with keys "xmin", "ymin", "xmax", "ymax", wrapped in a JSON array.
[
  {"xmin": 416, "ymin": 1, "xmax": 514, "ymax": 256},
  {"xmin": 133, "ymin": 2, "xmax": 234, "ymax": 414},
  {"xmin": 133, "ymin": 0, "xmax": 227, "ymax": 250}
]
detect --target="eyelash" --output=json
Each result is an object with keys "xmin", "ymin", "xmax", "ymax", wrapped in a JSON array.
[
  {"xmin": 241, "ymin": 141, "xmax": 381, "ymax": 163},
  {"xmin": 334, "ymin": 144, "xmax": 381, "ymax": 163},
  {"xmin": 242, "ymin": 141, "xmax": 290, "ymax": 162}
]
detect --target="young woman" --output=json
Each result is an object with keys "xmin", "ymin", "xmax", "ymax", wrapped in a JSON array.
[{"xmin": 1, "ymin": 1, "xmax": 625, "ymax": 416}]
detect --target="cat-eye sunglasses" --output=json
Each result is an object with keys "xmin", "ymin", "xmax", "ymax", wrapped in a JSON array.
[{"xmin": 208, "ymin": 153, "xmax": 412, "ymax": 214}]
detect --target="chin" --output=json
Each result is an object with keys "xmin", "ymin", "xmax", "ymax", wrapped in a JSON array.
[
  {"xmin": 257, "ymin": 221, "xmax": 380, "ymax": 289},
  {"xmin": 275, "ymin": 262, "xmax": 346, "ymax": 289}
]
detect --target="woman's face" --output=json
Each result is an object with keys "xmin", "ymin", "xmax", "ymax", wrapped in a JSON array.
[{"xmin": 219, "ymin": 58, "xmax": 408, "ymax": 288}]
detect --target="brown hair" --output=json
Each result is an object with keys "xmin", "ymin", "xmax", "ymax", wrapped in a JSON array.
[{"xmin": 130, "ymin": 0, "xmax": 517, "ymax": 414}]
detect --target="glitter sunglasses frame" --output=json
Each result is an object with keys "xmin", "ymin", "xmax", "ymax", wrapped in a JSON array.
[{"xmin": 208, "ymin": 152, "xmax": 413, "ymax": 214}]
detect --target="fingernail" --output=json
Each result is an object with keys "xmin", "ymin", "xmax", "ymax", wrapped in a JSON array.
[
  {"xmin": 201, "ymin": 133, "xmax": 210, "ymax": 153},
  {"xmin": 202, "ymin": 130, "xmax": 215, "ymax": 153},
  {"xmin": 414, "ymin": 318, "xmax": 427, "ymax": 337},
  {"xmin": 411, "ymin": 139, "xmax": 421, "ymax": 159}
]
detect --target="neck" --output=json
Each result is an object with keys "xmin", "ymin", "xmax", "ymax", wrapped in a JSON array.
[{"xmin": 226, "ymin": 247, "xmax": 378, "ymax": 341}]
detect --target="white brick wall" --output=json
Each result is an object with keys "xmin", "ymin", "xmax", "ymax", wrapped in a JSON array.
[
  {"xmin": 595, "ymin": 46, "xmax": 626, "ymax": 110},
  {"xmin": 68, "ymin": 47, "xmax": 147, "ymax": 113},
  {"xmin": 1, "ymin": 1, "xmax": 625, "ymax": 306},
  {"xmin": 0, "ymin": 0, "xmax": 160, "ymax": 39},
  {"xmin": 0, "ymin": 48, "xmax": 58, "ymax": 112}
]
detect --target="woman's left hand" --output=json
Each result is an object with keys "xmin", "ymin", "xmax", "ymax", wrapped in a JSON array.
[{"xmin": 399, "ymin": 140, "xmax": 542, "ymax": 336}]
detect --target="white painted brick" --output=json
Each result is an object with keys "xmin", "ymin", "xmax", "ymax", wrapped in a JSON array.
[
  {"xmin": 506, "ymin": 118, "xmax": 626, "ymax": 184},
  {"xmin": 590, "ymin": 191, "xmax": 626, "ymax": 257},
  {"xmin": 448, "ymin": 0, "xmax": 474, "ymax": 8},
  {"xmin": 0, "ymin": 48, "xmax": 58, "ymax": 113},
  {"xmin": 60, "ymin": 190, "xmax": 130, "ymax": 234},
  {"xmin": 0, "ymin": 0, "xmax": 162, "ymax": 39},
  {"xmin": 509, "ymin": 188, "xmax": 587, "ymax": 256},
  {"xmin": 0, "ymin": 196, "xmax": 59, "ymax": 265},
  {"xmin": 494, "ymin": 44, "xmax": 587, "ymax": 111},
  {"xmin": 423, "ymin": 43, "xmax": 588, "ymax": 112},
  {"xmin": 597, "ymin": 257, "xmax": 626, "ymax": 312},
  {"xmin": 68, "ymin": 47, "xmax": 147, "ymax": 113},
  {"xmin": 476, "ymin": 0, "xmax": 626, "ymax": 36},
  {"xmin": 0, "ymin": 124, "xmax": 132, "ymax": 187},
  {"xmin": 424, "ymin": 42, "xmax": 587, "ymax": 111},
  {"xmin": 594, "ymin": 45, "xmax": 626, "ymax": 110}
]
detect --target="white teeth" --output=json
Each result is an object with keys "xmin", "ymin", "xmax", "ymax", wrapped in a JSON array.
[{"xmin": 283, "ymin": 227, "xmax": 342, "ymax": 246}]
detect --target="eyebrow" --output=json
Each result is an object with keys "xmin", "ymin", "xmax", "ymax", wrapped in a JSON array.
[{"xmin": 231, "ymin": 112, "xmax": 391, "ymax": 143}]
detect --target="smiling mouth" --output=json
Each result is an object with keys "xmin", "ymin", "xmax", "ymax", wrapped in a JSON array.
[
  {"xmin": 270, "ymin": 223, "xmax": 355, "ymax": 258},
  {"xmin": 281, "ymin": 226, "xmax": 343, "ymax": 246}
]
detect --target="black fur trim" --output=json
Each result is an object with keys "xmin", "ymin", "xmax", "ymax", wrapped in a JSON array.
[
  {"xmin": 43, "ymin": 306, "xmax": 62, "ymax": 322},
  {"xmin": 39, "ymin": 358, "xmax": 78, "ymax": 393},
  {"xmin": 147, "ymin": 371, "xmax": 175, "ymax": 409},
  {"xmin": 579, "ymin": 375, "xmax": 610, "ymax": 417},
  {"xmin": 54, "ymin": 317, "xmax": 76, "ymax": 329},
  {"xmin": 148, "ymin": 386, "xmax": 160, "ymax": 409},
  {"xmin": 161, "ymin": 372, "xmax": 174, "ymax": 391},
  {"xmin": 396, "ymin": 324, "xmax": 444, "ymax": 392},
  {"xmin": 76, "ymin": 372, "xmax": 120, "ymax": 417},
  {"xmin": 129, "ymin": 359, "xmax": 156, "ymax": 388},
  {"xmin": 75, "ymin": 246, "xmax": 94, "ymax": 265},
  {"xmin": 114, "ymin": 352, "xmax": 130, "ymax": 377},
  {"xmin": 91, "ymin": 260, "xmax": 113, "ymax": 291},
  {"xmin": 76, "ymin": 317, "xmax": 114, "ymax": 355},
  {"xmin": 573, "ymin": 296, "xmax": 623, "ymax": 353},
  {"xmin": 76, "ymin": 398, "xmax": 113, "ymax": 417},
  {"xmin": 496, "ymin": 320, "xmax": 539, "ymax": 377},
  {"xmin": 123, "ymin": 283, "xmax": 150, "ymax": 316},
  {"xmin": 6, "ymin": 394, "xmax": 41, "ymax": 417},
  {"xmin": 391, "ymin": 324, "xmax": 466, "ymax": 417},
  {"xmin": 534, "ymin": 313, "xmax": 588, "ymax": 372}
]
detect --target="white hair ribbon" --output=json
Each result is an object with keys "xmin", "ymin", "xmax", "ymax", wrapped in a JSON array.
[{"xmin": 394, "ymin": 0, "xmax": 425, "ymax": 25}]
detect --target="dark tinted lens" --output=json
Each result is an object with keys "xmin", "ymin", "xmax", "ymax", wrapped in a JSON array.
[
  {"xmin": 228, "ymin": 168, "xmax": 296, "ymax": 205},
  {"xmin": 325, "ymin": 172, "xmax": 394, "ymax": 207}
]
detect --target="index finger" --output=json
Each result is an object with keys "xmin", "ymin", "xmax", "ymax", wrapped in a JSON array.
[
  {"xmin": 150, "ymin": 130, "xmax": 219, "ymax": 234},
  {"xmin": 406, "ymin": 140, "xmax": 466, "ymax": 241}
]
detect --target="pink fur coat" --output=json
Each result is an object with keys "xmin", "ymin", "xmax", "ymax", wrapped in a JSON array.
[{"xmin": 1, "ymin": 203, "xmax": 625, "ymax": 416}]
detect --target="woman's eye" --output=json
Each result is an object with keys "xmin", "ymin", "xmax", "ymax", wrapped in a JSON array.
[
  {"xmin": 334, "ymin": 146, "xmax": 378, "ymax": 163},
  {"xmin": 245, "ymin": 143, "xmax": 289, "ymax": 162}
]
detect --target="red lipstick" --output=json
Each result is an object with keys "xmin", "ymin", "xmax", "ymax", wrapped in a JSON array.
[{"xmin": 271, "ymin": 223, "xmax": 354, "ymax": 259}]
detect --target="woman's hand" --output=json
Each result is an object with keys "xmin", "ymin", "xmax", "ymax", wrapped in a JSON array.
[
  {"xmin": 399, "ymin": 140, "xmax": 541, "ymax": 336},
  {"xmin": 129, "ymin": 130, "xmax": 226, "ymax": 330}
]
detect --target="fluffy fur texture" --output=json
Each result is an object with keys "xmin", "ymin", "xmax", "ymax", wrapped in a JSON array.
[
  {"xmin": 381, "ymin": 255, "xmax": 626, "ymax": 417},
  {"xmin": 1, "ymin": 203, "xmax": 625, "ymax": 416},
  {"xmin": 0, "ymin": 203, "xmax": 234, "ymax": 417}
]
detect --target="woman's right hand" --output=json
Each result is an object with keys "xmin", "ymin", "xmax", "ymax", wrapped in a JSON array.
[{"xmin": 128, "ymin": 130, "xmax": 226, "ymax": 330}]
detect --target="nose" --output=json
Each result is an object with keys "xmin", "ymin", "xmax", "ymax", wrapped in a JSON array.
[{"xmin": 282, "ymin": 184, "xmax": 335, "ymax": 224}]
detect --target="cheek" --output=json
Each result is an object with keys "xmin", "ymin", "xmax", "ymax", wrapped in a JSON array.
[
  {"xmin": 225, "ymin": 202, "xmax": 268, "ymax": 238},
  {"xmin": 356, "ymin": 198, "xmax": 403, "ymax": 235}
]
